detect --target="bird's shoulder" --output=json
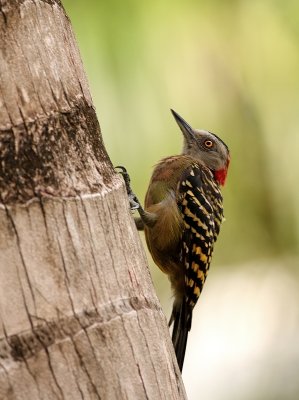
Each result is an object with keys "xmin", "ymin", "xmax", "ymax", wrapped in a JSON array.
[{"xmin": 145, "ymin": 155, "xmax": 198, "ymax": 206}]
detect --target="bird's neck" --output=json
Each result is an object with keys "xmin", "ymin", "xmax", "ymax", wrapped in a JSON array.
[{"xmin": 213, "ymin": 167, "xmax": 228, "ymax": 186}]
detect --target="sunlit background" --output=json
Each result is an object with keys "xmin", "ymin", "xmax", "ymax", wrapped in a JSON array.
[{"xmin": 64, "ymin": 1, "xmax": 299, "ymax": 398}]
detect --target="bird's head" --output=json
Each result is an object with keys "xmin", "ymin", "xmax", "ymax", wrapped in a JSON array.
[{"xmin": 171, "ymin": 109, "xmax": 230, "ymax": 186}]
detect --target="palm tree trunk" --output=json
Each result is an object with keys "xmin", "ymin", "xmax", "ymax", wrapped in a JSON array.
[{"xmin": 0, "ymin": 1, "xmax": 186, "ymax": 399}]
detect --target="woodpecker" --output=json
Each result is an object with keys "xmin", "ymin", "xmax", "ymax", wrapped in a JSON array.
[{"xmin": 118, "ymin": 110, "xmax": 230, "ymax": 371}]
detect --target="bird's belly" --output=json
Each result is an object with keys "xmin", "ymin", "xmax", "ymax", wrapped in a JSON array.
[{"xmin": 144, "ymin": 197, "xmax": 185, "ymax": 296}]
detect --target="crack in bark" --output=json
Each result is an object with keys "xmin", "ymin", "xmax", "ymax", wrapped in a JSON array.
[
  {"xmin": 76, "ymin": 196, "xmax": 100, "ymax": 297},
  {"xmin": 57, "ymin": 344, "xmax": 85, "ymax": 400},
  {"xmin": 38, "ymin": 196, "xmax": 50, "ymax": 238},
  {"xmin": 71, "ymin": 199, "xmax": 99, "ymax": 311},
  {"xmin": 136, "ymin": 362, "xmax": 149, "ymax": 400},
  {"xmin": 78, "ymin": 195, "xmax": 103, "ymax": 294},
  {"xmin": 68, "ymin": 335, "xmax": 101, "ymax": 400},
  {"xmin": 55, "ymin": 7, "xmax": 86, "ymax": 100},
  {"xmin": 22, "ymin": 357, "xmax": 43, "ymax": 399},
  {"xmin": 9, "ymin": 20, "xmax": 49, "ymax": 119},
  {"xmin": 97, "ymin": 197, "xmax": 123, "ymax": 296},
  {"xmin": 121, "ymin": 316, "xmax": 149, "ymax": 400},
  {"xmin": 0, "ymin": 8, "xmax": 7, "ymax": 24},
  {"xmin": 3, "ymin": 203, "xmax": 37, "ymax": 320},
  {"xmin": 151, "ymin": 313, "xmax": 180, "ymax": 396},
  {"xmin": 59, "ymin": 200, "xmax": 101, "ymax": 324},
  {"xmin": 136, "ymin": 314, "xmax": 163, "ymax": 398},
  {"xmin": 43, "ymin": 346, "xmax": 65, "ymax": 399},
  {"xmin": 54, "ymin": 235, "xmax": 102, "ymax": 400}
]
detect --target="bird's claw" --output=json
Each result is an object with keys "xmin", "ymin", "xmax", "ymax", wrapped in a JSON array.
[
  {"xmin": 128, "ymin": 196, "xmax": 140, "ymax": 210},
  {"xmin": 115, "ymin": 165, "xmax": 141, "ymax": 211}
]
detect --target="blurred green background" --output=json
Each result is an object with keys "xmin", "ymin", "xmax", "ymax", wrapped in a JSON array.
[{"xmin": 64, "ymin": 1, "xmax": 299, "ymax": 399}]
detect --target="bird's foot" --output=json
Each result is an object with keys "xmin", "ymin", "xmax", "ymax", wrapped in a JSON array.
[{"xmin": 115, "ymin": 166, "xmax": 141, "ymax": 211}]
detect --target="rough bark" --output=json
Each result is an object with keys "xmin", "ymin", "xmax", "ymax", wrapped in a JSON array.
[{"xmin": 0, "ymin": 1, "xmax": 186, "ymax": 399}]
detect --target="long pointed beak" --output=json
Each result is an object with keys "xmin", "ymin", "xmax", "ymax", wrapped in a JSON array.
[{"xmin": 170, "ymin": 109, "xmax": 195, "ymax": 140}]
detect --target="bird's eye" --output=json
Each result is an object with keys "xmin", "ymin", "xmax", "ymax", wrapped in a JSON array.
[{"xmin": 204, "ymin": 139, "xmax": 214, "ymax": 148}]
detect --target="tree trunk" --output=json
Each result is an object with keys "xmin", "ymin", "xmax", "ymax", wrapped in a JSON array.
[{"xmin": 0, "ymin": 1, "xmax": 186, "ymax": 399}]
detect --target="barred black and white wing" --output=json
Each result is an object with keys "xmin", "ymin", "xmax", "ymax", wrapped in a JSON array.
[
  {"xmin": 180, "ymin": 163, "xmax": 223, "ymax": 308},
  {"xmin": 171, "ymin": 162, "xmax": 223, "ymax": 371}
]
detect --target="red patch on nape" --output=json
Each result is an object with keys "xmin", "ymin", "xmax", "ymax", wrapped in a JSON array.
[
  {"xmin": 214, "ymin": 159, "xmax": 230, "ymax": 186},
  {"xmin": 214, "ymin": 168, "xmax": 227, "ymax": 186}
]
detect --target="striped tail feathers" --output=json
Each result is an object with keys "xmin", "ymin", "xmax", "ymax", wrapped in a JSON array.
[{"xmin": 169, "ymin": 299, "xmax": 192, "ymax": 371}]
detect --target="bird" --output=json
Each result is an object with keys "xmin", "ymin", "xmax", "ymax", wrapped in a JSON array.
[{"xmin": 118, "ymin": 109, "xmax": 230, "ymax": 371}]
